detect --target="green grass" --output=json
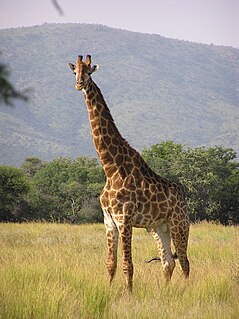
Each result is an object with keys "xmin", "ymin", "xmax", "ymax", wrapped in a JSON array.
[{"xmin": 0, "ymin": 222, "xmax": 238, "ymax": 319}]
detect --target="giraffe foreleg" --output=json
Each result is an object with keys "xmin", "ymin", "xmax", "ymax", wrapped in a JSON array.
[
  {"xmin": 103, "ymin": 210, "xmax": 119, "ymax": 284},
  {"xmin": 118, "ymin": 219, "xmax": 134, "ymax": 292}
]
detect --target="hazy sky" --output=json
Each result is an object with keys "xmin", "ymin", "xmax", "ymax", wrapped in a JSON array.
[{"xmin": 0, "ymin": 0, "xmax": 238, "ymax": 48}]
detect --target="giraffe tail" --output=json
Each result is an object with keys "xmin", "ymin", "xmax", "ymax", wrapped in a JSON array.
[{"xmin": 145, "ymin": 252, "xmax": 178, "ymax": 263}]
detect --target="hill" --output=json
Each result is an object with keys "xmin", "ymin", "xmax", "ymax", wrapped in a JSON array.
[{"xmin": 0, "ymin": 23, "xmax": 238, "ymax": 165}]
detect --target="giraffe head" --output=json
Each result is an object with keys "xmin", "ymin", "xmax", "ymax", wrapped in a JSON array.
[{"xmin": 68, "ymin": 55, "xmax": 99, "ymax": 90}]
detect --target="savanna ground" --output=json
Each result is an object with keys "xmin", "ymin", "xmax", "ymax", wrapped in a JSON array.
[{"xmin": 0, "ymin": 222, "xmax": 238, "ymax": 319}]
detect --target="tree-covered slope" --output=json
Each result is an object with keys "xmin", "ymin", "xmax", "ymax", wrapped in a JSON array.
[{"xmin": 0, "ymin": 23, "xmax": 238, "ymax": 165}]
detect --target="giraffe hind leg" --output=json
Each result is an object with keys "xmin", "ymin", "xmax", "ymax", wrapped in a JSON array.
[
  {"xmin": 152, "ymin": 223, "xmax": 176, "ymax": 282},
  {"xmin": 170, "ymin": 216, "xmax": 190, "ymax": 279}
]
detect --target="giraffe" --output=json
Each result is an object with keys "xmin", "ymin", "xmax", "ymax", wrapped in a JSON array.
[{"xmin": 68, "ymin": 55, "xmax": 190, "ymax": 291}]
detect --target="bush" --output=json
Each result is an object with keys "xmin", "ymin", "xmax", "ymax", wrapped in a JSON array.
[{"xmin": 0, "ymin": 165, "xmax": 30, "ymax": 221}]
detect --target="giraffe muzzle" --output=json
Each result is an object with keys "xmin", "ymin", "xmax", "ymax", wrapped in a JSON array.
[
  {"xmin": 75, "ymin": 84, "xmax": 83, "ymax": 90},
  {"xmin": 75, "ymin": 79, "xmax": 84, "ymax": 90}
]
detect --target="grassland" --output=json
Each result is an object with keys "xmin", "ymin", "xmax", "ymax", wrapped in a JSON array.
[{"xmin": 0, "ymin": 222, "xmax": 238, "ymax": 319}]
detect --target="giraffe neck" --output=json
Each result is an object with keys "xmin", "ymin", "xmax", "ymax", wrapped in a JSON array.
[{"xmin": 82, "ymin": 79, "xmax": 131, "ymax": 178}]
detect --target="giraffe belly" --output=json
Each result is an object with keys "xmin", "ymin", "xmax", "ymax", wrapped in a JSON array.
[
  {"xmin": 132, "ymin": 200, "xmax": 169, "ymax": 229},
  {"xmin": 102, "ymin": 182, "xmax": 172, "ymax": 229}
]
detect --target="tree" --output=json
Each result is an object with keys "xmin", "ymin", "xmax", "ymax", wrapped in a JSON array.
[
  {"xmin": 21, "ymin": 157, "xmax": 46, "ymax": 178},
  {"xmin": 142, "ymin": 141, "xmax": 183, "ymax": 181},
  {"xmin": 0, "ymin": 165, "xmax": 30, "ymax": 221},
  {"xmin": 78, "ymin": 197, "xmax": 103, "ymax": 223},
  {"xmin": 31, "ymin": 157, "xmax": 105, "ymax": 222},
  {"xmin": 179, "ymin": 146, "xmax": 238, "ymax": 223},
  {"xmin": 214, "ymin": 168, "xmax": 239, "ymax": 224},
  {"xmin": 142, "ymin": 142, "xmax": 239, "ymax": 224}
]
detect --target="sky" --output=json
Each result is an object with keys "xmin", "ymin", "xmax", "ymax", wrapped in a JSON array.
[{"xmin": 0, "ymin": 0, "xmax": 238, "ymax": 48}]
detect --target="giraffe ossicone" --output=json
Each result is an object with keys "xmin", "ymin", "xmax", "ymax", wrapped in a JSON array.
[{"xmin": 68, "ymin": 54, "xmax": 190, "ymax": 291}]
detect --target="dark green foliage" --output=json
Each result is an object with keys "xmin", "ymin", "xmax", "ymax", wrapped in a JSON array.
[
  {"xmin": 0, "ymin": 60, "xmax": 28, "ymax": 106},
  {"xmin": 0, "ymin": 165, "xmax": 30, "ymax": 221},
  {"xmin": 142, "ymin": 141, "xmax": 183, "ymax": 181},
  {"xmin": 0, "ymin": 24, "xmax": 238, "ymax": 165},
  {"xmin": 78, "ymin": 198, "xmax": 103, "ymax": 224},
  {"xmin": 0, "ymin": 145, "xmax": 238, "ymax": 224},
  {"xmin": 142, "ymin": 142, "xmax": 239, "ymax": 224},
  {"xmin": 28, "ymin": 156, "xmax": 105, "ymax": 222},
  {"xmin": 21, "ymin": 157, "xmax": 46, "ymax": 178},
  {"xmin": 214, "ymin": 169, "xmax": 239, "ymax": 224},
  {"xmin": 0, "ymin": 156, "xmax": 104, "ymax": 223}
]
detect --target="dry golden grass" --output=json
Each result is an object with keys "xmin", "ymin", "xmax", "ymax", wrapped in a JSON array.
[{"xmin": 0, "ymin": 222, "xmax": 238, "ymax": 319}]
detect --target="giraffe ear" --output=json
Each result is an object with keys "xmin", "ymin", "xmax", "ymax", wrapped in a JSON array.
[
  {"xmin": 68, "ymin": 63, "xmax": 76, "ymax": 73},
  {"xmin": 89, "ymin": 64, "xmax": 99, "ymax": 75}
]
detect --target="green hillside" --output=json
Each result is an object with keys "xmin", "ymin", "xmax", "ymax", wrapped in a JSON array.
[{"xmin": 0, "ymin": 23, "xmax": 238, "ymax": 165}]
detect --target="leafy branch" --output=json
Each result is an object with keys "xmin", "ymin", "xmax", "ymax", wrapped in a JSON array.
[{"xmin": 0, "ymin": 61, "xmax": 28, "ymax": 106}]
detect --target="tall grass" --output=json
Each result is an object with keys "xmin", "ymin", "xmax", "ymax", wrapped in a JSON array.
[{"xmin": 0, "ymin": 222, "xmax": 238, "ymax": 319}]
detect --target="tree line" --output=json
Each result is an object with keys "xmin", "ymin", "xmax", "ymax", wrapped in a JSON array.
[{"xmin": 0, "ymin": 141, "xmax": 238, "ymax": 225}]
